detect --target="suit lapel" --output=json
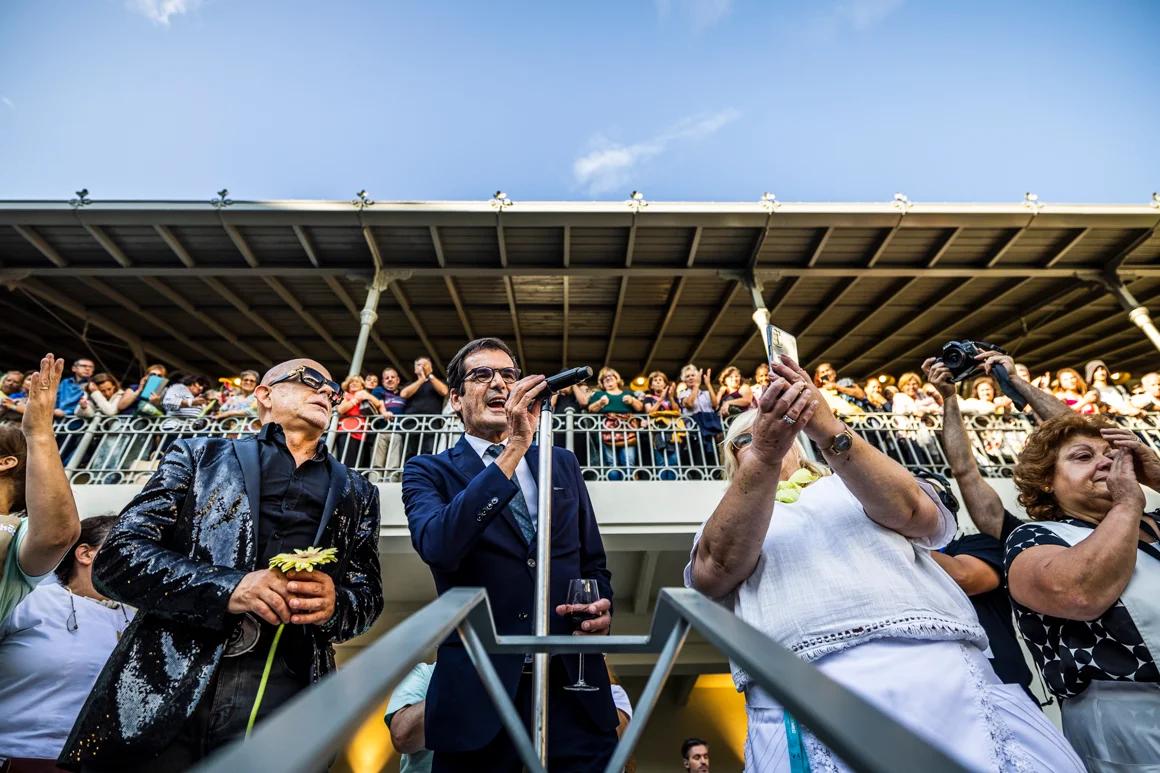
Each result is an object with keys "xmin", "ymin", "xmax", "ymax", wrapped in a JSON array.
[
  {"xmin": 449, "ymin": 435, "xmax": 485, "ymax": 482},
  {"xmin": 233, "ymin": 438, "xmax": 261, "ymax": 557},
  {"xmin": 313, "ymin": 458, "xmax": 348, "ymax": 546}
]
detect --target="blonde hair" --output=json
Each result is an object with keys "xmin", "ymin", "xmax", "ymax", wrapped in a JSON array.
[
  {"xmin": 720, "ymin": 410, "xmax": 831, "ymax": 482},
  {"xmin": 597, "ymin": 367, "xmax": 623, "ymax": 390},
  {"xmin": 341, "ymin": 374, "xmax": 365, "ymax": 393},
  {"xmin": 718, "ymin": 366, "xmax": 742, "ymax": 387},
  {"xmin": 897, "ymin": 372, "xmax": 922, "ymax": 392},
  {"xmin": 647, "ymin": 371, "xmax": 670, "ymax": 390}
]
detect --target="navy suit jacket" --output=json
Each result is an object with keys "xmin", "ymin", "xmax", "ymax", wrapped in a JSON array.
[{"xmin": 402, "ymin": 436, "xmax": 618, "ymax": 753}]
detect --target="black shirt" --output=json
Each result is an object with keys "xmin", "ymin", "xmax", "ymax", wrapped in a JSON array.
[
  {"xmin": 255, "ymin": 423, "xmax": 333, "ymax": 675},
  {"xmin": 945, "ymin": 519, "xmax": 1033, "ymax": 690},
  {"xmin": 1005, "ymin": 514, "xmax": 1160, "ymax": 699},
  {"xmin": 256, "ymin": 422, "xmax": 332, "ymax": 565},
  {"xmin": 405, "ymin": 379, "xmax": 444, "ymax": 415}
]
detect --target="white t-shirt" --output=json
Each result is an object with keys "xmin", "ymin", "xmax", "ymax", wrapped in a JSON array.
[{"xmin": 0, "ymin": 581, "xmax": 134, "ymax": 757}]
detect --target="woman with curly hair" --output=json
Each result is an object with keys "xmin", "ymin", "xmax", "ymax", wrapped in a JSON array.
[{"xmin": 1006, "ymin": 413, "xmax": 1160, "ymax": 769}]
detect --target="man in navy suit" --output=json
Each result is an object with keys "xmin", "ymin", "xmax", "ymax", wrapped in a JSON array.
[{"xmin": 402, "ymin": 337, "xmax": 619, "ymax": 772}]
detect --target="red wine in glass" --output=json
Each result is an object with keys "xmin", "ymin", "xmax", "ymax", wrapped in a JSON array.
[{"xmin": 563, "ymin": 579, "xmax": 600, "ymax": 692}]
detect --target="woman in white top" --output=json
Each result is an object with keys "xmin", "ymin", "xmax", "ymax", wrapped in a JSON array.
[
  {"xmin": 0, "ymin": 514, "xmax": 133, "ymax": 762},
  {"xmin": 685, "ymin": 355, "xmax": 1081, "ymax": 772}
]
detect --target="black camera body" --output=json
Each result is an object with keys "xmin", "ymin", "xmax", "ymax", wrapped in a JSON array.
[
  {"xmin": 937, "ymin": 339, "xmax": 1028, "ymax": 411},
  {"xmin": 938, "ymin": 339, "xmax": 1003, "ymax": 383}
]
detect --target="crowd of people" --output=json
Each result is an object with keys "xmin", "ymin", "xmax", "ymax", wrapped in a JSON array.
[{"xmin": 0, "ymin": 340, "xmax": 1157, "ymax": 771}]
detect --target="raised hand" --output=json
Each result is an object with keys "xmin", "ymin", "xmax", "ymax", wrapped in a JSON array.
[
  {"xmin": 921, "ymin": 357, "xmax": 956, "ymax": 398},
  {"xmin": 747, "ymin": 374, "xmax": 818, "ymax": 469},
  {"xmin": 1105, "ymin": 448, "xmax": 1146, "ymax": 515},
  {"xmin": 1101, "ymin": 428, "xmax": 1160, "ymax": 490},
  {"xmin": 768, "ymin": 354, "xmax": 841, "ymax": 443},
  {"xmin": 506, "ymin": 375, "xmax": 547, "ymax": 448},
  {"xmin": 22, "ymin": 353, "xmax": 65, "ymax": 438}
]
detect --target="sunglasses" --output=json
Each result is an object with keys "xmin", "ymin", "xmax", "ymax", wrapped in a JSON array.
[
  {"xmin": 463, "ymin": 366, "xmax": 521, "ymax": 385},
  {"xmin": 267, "ymin": 366, "xmax": 342, "ymax": 406},
  {"xmin": 730, "ymin": 432, "xmax": 754, "ymax": 451}
]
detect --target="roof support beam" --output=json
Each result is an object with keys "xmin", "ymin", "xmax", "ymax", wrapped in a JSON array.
[
  {"xmin": 324, "ymin": 277, "xmax": 405, "ymax": 374},
  {"xmin": 83, "ymin": 225, "xmax": 133, "ymax": 267},
  {"xmin": 224, "ymin": 223, "xmax": 261, "ymax": 268},
  {"xmin": 688, "ymin": 282, "xmax": 744, "ymax": 365},
  {"xmin": 493, "ymin": 219, "xmax": 527, "ymax": 370},
  {"xmin": 642, "ymin": 227, "xmax": 702, "ymax": 374},
  {"xmin": 79, "ymin": 277, "xmax": 240, "ymax": 371},
  {"xmin": 1042, "ymin": 228, "xmax": 1089, "ymax": 268},
  {"xmin": 1106, "ymin": 228, "xmax": 1156, "ymax": 273},
  {"xmin": 389, "ymin": 282, "xmax": 445, "ymax": 374},
  {"xmin": 869, "ymin": 278, "xmax": 1041, "ymax": 375},
  {"xmin": 983, "ymin": 227, "xmax": 1027, "ymax": 269},
  {"xmin": 139, "ymin": 277, "xmax": 270, "ymax": 365},
  {"xmin": 292, "ymin": 225, "xmax": 322, "ymax": 268},
  {"xmin": 604, "ymin": 218, "xmax": 638, "ymax": 369},
  {"xmin": 806, "ymin": 227, "xmax": 833, "ymax": 268},
  {"xmin": 810, "ymin": 278, "xmax": 921, "ymax": 367},
  {"xmin": 154, "ymin": 225, "xmax": 197, "ymax": 268},
  {"xmin": 264, "ymin": 277, "xmax": 352, "ymax": 363},
  {"xmin": 3, "ymin": 265, "xmax": 1160, "ymax": 281},
  {"xmin": 12, "ymin": 279, "xmax": 199, "ymax": 373},
  {"xmin": 925, "ymin": 227, "xmax": 961, "ymax": 268},
  {"xmin": 430, "ymin": 226, "xmax": 473, "ymax": 340},
  {"xmin": 12, "ymin": 225, "xmax": 68, "ymax": 267},
  {"xmin": 1007, "ymin": 282, "xmax": 1156, "ymax": 364},
  {"xmin": 865, "ymin": 221, "xmax": 902, "ymax": 268},
  {"xmin": 201, "ymin": 277, "xmax": 299, "ymax": 358}
]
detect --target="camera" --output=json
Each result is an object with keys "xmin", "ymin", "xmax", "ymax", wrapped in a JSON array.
[{"xmin": 937, "ymin": 339, "xmax": 1004, "ymax": 383}]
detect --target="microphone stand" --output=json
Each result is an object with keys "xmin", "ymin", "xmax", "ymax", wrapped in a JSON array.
[{"xmin": 532, "ymin": 393, "xmax": 554, "ymax": 767}]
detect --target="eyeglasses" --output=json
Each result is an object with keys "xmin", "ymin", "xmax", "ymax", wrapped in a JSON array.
[
  {"xmin": 463, "ymin": 366, "xmax": 521, "ymax": 385},
  {"xmin": 730, "ymin": 432, "xmax": 753, "ymax": 451},
  {"xmin": 266, "ymin": 366, "xmax": 342, "ymax": 406}
]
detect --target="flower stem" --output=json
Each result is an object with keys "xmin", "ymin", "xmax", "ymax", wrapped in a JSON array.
[{"xmin": 245, "ymin": 623, "xmax": 285, "ymax": 739}]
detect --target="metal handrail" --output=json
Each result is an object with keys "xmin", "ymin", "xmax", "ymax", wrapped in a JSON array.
[{"xmin": 197, "ymin": 587, "xmax": 969, "ymax": 773}]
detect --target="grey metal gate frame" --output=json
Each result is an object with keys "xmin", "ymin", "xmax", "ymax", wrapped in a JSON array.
[{"xmin": 198, "ymin": 587, "xmax": 970, "ymax": 773}]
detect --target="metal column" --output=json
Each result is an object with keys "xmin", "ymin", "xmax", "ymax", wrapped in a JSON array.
[
  {"xmin": 346, "ymin": 271, "xmax": 392, "ymax": 380},
  {"xmin": 1101, "ymin": 274, "xmax": 1160, "ymax": 357},
  {"xmin": 532, "ymin": 397, "xmax": 555, "ymax": 765}
]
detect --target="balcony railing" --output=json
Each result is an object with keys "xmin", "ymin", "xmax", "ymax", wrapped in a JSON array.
[{"xmin": 46, "ymin": 411, "xmax": 1160, "ymax": 485}]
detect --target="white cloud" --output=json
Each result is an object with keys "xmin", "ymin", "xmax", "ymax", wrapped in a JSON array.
[
  {"xmin": 654, "ymin": 0, "xmax": 733, "ymax": 31},
  {"xmin": 127, "ymin": 0, "xmax": 201, "ymax": 25},
  {"xmin": 833, "ymin": 0, "xmax": 904, "ymax": 29},
  {"xmin": 0, "ymin": 96, "xmax": 13, "ymax": 110},
  {"xmin": 573, "ymin": 109, "xmax": 741, "ymax": 196}
]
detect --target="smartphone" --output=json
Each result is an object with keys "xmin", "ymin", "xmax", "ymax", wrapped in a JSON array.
[
  {"xmin": 139, "ymin": 374, "xmax": 168, "ymax": 401},
  {"xmin": 763, "ymin": 324, "xmax": 799, "ymax": 364}
]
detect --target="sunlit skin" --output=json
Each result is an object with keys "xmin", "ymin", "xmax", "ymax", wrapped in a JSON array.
[
  {"xmin": 865, "ymin": 381, "xmax": 882, "ymax": 400},
  {"xmin": 364, "ymin": 374, "xmax": 380, "ymax": 390},
  {"xmin": 381, "ymin": 369, "xmax": 401, "ymax": 392},
  {"xmin": 816, "ymin": 363, "xmax": 837, "ymax": 384},
  {"xmin": 1091, "ymin": 366, "xmax": 1109, "ymax": 386},
  {"xmin": 735, "ymin": 434, "xmax": 803, "ymax": 484},
  {"xmin": 902, "ymin": 378, "xmax": 920, "ymax": 398},
  {"xmin": 255, "ymin": 358, "xmax": 337, "ymax": 435},
  {"xmin": 649, "ymin": 374, "xmax": 667, "ymax": 392},
  {"xmin": 1, "ymin": 371, "xmax": 21, "ymax": 395},
  {"xmin": 238, "ymin": 374, "xmax": 257, "ymax": 396},
  {"xmin": 1144, "ymin": 373, "xmax": 1160, "ymax": 398},
  {"xmin": 754, "ymin": 363, "xmax": 769, "ymax": 386},
  {"xmin": 71, "ymin": 359, "xmax": 94, "ymax": 381},
  {"xmin": 975, "ymin": 382, "xmax": 995, "ymax": 402},
  {"xmin": 682, "ymin": 366, "xmax": 699, "ymax": 388},
  {"xmin": 448, "ymin": 348, "xmax": 524, "ymax": 442},
  {"xmin": 1058, "ymin": 370, "xmax": 1078, "ymax": 391},
  {"xmin": 1049, "ymin": 435, "xmax": 1158, "ymax": 540},
  {"xmin": 96, "ymin": 380, "xmax": 118, "ymax": 400}
]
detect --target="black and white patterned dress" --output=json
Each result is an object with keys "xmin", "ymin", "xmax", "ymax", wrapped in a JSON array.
[{"xmin": 1004, "ymin": 518, "xmax": 1160, "ymax": 699}]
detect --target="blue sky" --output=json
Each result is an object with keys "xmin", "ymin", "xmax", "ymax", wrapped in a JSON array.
[{"xmin": 1, "ymin": 0, "xmax": 1157, "ymax": 203}]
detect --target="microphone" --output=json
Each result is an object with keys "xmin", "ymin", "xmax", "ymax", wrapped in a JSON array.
[{"xmin": 544, "ymin": 366, "xmax": 593, "ymax": 394}]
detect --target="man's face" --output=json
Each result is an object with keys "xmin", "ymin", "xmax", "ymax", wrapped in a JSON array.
[
  {"xmin": 684, "ymin": 744, "xmax": 710, "ymax": 772},
  {"xmin": 72, "ymin": 359, "xmax": 94, "ymax": 381},
  {"xmin": 258, "ymin": 359, "xmax": 336, "ymax": 435},
  {"xmin": 817, "ymin": 364, "xmax": 837, "ymax": 384},
  {"xmin": 449, "ymin": 349, "xmax": 515, "ymax": 437},
  {"xmin": 1, "ymin": 371, "xmax": 21, "ymax": 394},
  {"xmin": 382, "ymin": 369, "xmax": 401, "ymax": 390},
  {"xmin": 415, "ymin": 358, "xmax": 432, "ymax": 377},
  {"xmin": 1144, "ymin": 374, "xmax": 1160, "ymax": 397}
]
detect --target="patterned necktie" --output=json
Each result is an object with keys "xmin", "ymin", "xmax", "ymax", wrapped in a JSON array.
[{"xmin": 484, "ymin": 444, "xmax": 536, "ymax": 543}]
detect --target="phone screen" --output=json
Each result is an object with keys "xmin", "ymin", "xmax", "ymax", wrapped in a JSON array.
[{"xmin": 763, "ymin": 324, "xmax": 800, "ymax": 364}]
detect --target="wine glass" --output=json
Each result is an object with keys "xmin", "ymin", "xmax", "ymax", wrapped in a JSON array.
[{"xmin": 563, "ymin": 578, "xmax": 601, "ymax": 692}]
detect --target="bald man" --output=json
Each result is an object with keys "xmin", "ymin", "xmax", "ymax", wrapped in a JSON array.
[{"xmin": 63, "ymin": 359, "xmax": 384, "ymax": 770}]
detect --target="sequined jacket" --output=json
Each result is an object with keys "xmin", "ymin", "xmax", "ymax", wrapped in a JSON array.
[{"xmin": 60, "ymin": 435, "xmax": 383, "ymax": 765}]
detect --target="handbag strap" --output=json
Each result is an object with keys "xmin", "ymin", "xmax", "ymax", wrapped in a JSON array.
[{"xmin": 783, "ymin": 711, "xmax": 812, "ymax": 773}]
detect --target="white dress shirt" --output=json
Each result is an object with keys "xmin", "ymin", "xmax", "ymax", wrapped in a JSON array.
[{"xmin": 463, "ymin": 434, "xmax": 539, "ymax": 521}]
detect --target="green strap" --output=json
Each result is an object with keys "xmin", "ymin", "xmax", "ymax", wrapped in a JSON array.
[{"xmin": 783, "ymin": 711, "xmax": 812, "ymax": 773}]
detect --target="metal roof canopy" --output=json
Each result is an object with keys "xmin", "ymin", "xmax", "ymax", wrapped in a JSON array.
[{"xmin": 1, "ymin": 198, "xmax": 1158, "ymax": 381}]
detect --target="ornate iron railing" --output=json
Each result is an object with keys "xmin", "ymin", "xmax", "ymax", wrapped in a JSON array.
[{"xmin": 45, "ymin": 411, "xmax": 1160, "ymax": 484}]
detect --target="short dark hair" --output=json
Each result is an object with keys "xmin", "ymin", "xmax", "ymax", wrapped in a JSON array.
[
  {"xmin": 181, "ymin": 374, "xmax": 212, "ymax": 390},
  {"xmin": 0, "ymin": 423, "xmax": 27, "ymax": 513},
  {"xmin": 682, "ymin": 738, "xmax": 708, "ymax": 759},
  {"xmin": 445, "ymin": 338, "xmax": 517, "ymax": 393},
  {"xmin": 55, "ymin": 514, "xmax": 118, "ymax": 583}
]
